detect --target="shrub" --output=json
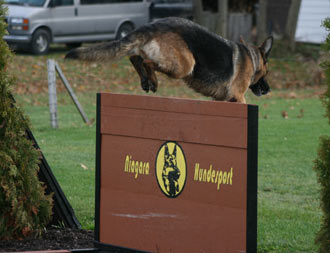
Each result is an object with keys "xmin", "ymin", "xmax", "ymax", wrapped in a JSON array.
[
  {"xmin": 314, "ymin": 137, "xmax": 330, "ymax": 252},
  {"xmin": 321, "ymin": 18, "xmax": 330, "ymax": 124},
  {"xmin": 314, "ymin": 17, "xmax": 330, "ymax": 252},
  {"xmin": 0, "ymin": 1, "xmax": 53, "ymax": 239}
]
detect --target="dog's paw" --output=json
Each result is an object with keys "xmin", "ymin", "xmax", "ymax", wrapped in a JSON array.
[
  {"xmin": 150, "ymin": 81, "xmax": 157, "ymax": 93},
  {"xmin": 141, "ymin": 78, "xmax": 158, "ymax": 93},
  {"xmin": 141, "ymin": 78, "xmax": 150, "ymax": 93}
]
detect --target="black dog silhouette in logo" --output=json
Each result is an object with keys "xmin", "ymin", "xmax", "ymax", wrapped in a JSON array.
[{"xmin": 162, "ymin": 144, "xmax": 181, "ymax": 197}]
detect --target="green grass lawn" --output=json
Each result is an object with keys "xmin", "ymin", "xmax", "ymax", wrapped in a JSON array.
[
  {"xmin": 16, "ymin": 90, "xmax": 328, "ymax": 252},
  {"xmin": 256, "ymin": 97, "xmax": 328, "ymax": 252},
  {"xmin": 9, "ymin": 44, "xmax": 328, "ymax": 252}
]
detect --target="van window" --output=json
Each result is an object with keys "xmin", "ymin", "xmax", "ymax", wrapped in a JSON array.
[
  {"xmin": 81, "ymin": 0, "xmax": 142, "ymax": 4},
  {"xmin": 50, "ymin": 0, "xmax": 73, "ymax": 6},
  {"xmin": 5, "ymin": 0, "xmax": 46, "ymax": 7},
  {"xmin": 61, "ymin": 0, "xmax": 73, "ymax": 5}
]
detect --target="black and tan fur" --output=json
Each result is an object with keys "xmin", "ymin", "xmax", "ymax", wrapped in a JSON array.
[{"xmin": 66, "ymin": 17, "xmax": 273, "ymax": 103}]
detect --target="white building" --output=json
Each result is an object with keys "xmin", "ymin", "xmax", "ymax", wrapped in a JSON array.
[{"xmin": 295, "ymin": 0, "xmax": 330, "ymax": 44}]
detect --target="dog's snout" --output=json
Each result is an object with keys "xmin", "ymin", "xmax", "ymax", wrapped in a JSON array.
[
  {"xmin": 261, "ymin": 79, "xmax": 270, "ymax": 94},
  {"xmin": 262, "ymin": 88, "xmax": 269, "ymax": 95}
]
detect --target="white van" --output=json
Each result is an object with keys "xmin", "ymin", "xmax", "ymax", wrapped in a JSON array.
[{"xmin": 4, "ymin": 0, "xmax": 150, "ymax": 54}]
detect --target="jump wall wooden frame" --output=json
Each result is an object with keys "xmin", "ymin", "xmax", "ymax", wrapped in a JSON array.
[{"xmin": 94, "ymin": 93, "xmax": 258, "ymax": 253}]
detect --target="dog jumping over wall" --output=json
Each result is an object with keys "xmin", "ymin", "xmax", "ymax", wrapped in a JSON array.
[{"xmin": 66, "ymin": 17, "xmax": 273, "ymax": 103}]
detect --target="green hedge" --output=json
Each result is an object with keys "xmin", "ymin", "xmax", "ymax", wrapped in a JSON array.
[
  {"xmin": 0, "ymin": 1, "xmax": 53, "ymax": 239},
  {"xmin": 314, "ymin": 17, "xmax": 330, "ymax": 252},
  {"xmin": 321, "ymin": 18, "xmax": 330, "ymax": 124},
  {"xmin": 314, "ymin": 137, "xmax": 330, "ymax": 252}
]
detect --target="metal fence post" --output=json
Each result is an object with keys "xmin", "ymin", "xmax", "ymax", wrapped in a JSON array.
[
  {"xmin": 55, "ymin": 62, "xmax": 90, "ymax": 124},
  {"xmin": 47, "ymin": 59, "xmax": 58, "ymax": 129}
]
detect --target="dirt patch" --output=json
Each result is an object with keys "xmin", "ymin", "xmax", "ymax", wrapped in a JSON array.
[{"xmin": 0, "ymin": 228, "xmax": 94, "ymax": 252}]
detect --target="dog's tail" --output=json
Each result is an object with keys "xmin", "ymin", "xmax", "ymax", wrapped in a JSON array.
[{"xmin": 65, "ymin": 34, "xmax": 145, "ymax": 62}]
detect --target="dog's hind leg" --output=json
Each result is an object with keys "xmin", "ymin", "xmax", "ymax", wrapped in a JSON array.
[
  {"xmin": 129, "ymin": 55, "xmax": 158, "ymax": 93},
  {"xmin": 142, "ymin": 60, "xmax": 158, "ymax": 92},
  {"xmin": 129, "ymin": 55, "xmax": 149, "ymax": 92}
]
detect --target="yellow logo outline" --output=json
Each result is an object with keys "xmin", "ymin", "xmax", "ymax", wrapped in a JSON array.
[{"xmin": 155, "ymin": 141, "xmax": 187, "ymax": 198}]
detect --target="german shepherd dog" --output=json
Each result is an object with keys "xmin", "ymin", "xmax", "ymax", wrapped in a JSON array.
[
  {"xmin": 162, "ymin": 143, "xmax": 180, "ymax": 197},
  {"xmin": 66, "ymin": 17, "xmax": 273, "ymax": 103}
]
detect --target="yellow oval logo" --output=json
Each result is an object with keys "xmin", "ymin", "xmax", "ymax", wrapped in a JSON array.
[{"xmin": 155, "ymin": 142, "xmax": 187, "ymax": 198}]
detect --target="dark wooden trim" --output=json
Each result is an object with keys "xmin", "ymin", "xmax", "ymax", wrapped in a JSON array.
[
  {"xmin": 94, "ymin": 241, "xmax": 151, "ymax": 253},
  {"xmin": 71, "ymin": 248, "xmax": 100, "ymax": 253},
  {"xmin": 94, "ymin": 93, "xmax": 101, "ymax": 242},
  {"xmin": 246, "ymin": 104, "xmax": 258, "ymax": 253}
]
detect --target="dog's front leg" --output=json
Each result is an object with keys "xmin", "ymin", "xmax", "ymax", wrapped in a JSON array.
[
  {"xmin": 227, "ymin": 95, "xmax": 246, "ymax": 103},
  {"xmin": 236, "ymin": 96, "xmax": 246, "ymax": 103}
]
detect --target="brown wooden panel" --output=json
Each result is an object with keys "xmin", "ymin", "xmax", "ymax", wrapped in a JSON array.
[
  {"xmin": 100, "ymin": 106, "xmax": 248, "ymax": 149},
  {"xmin": 96, "ymin": 93, "xmax": 258, "ymax": 253},
  {"xmin": 99, "ymin": 135, "xmax": 247, "ymax": 253},
  {"xmin": 100, "ymin": 93, "xmax": 248, "ymax": 118}
]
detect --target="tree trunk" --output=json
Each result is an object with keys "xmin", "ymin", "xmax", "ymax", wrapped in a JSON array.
[
  {"xmin": 257, "ymin": 0, "xmax": 267, "ymax": 45},
  {"xmin": 193, "ymin": 0, "xmax": 203, "ymax": 25},
  {"xmin": 215, "ymin": 0, "xmax": 228, "ymax": 37},
  {"xmin": 285, "ymin": 0, "xmax": 302, "ymax": 50}
]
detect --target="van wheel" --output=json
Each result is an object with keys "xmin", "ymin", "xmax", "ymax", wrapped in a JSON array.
[
  {"xmin": 116, "ymin": 23, "xmax": 134, "ymax": 40},
  {"xmin": 31, "ymin": 29, "xmax": 50, "ymax": 55}
]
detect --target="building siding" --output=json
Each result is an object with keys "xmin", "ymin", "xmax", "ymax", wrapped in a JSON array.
[{"xmin": 295, "ymin": 0, "xmax": 330, "ymax": 43}]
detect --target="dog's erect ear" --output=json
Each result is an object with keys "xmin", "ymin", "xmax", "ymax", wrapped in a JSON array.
[{"xmin": 260, "ymin": 36, "xmax": 273, "ymax": 59}]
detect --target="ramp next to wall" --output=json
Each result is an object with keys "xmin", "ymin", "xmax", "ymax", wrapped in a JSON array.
[{"xmin": 26, "ymin": 128, "xmax": 81, "ymax": 229}]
